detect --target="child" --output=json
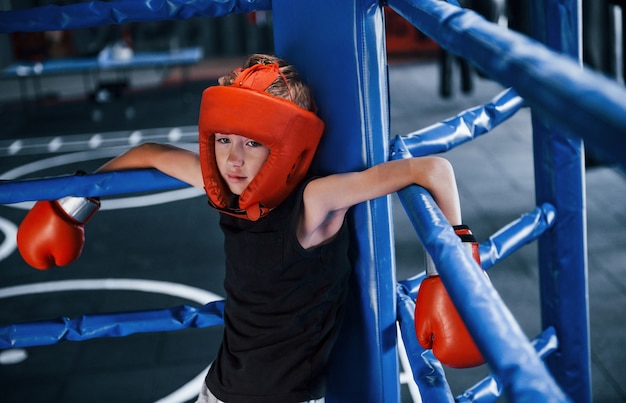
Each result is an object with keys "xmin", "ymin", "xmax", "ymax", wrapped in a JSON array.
[{"xmin": 17, "ymin": 54, "xmax": 481, "ymax": 402}]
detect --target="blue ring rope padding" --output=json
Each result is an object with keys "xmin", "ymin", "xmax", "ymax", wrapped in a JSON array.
[
  {"xmin": 390, "ymin": 88, "xmax": 525, "ymax": 158},
  {"xmin": 398, "ymin": 202, "xmax": 556, "ymax": 299},
  {"xmin": 0, "ymin": 0, "xmax": 272, "ymax": 33},
  {"xmin": 0, "ymin": 300, "xmax": 225, "ymax": 349},
  {"xmin": 454, "ymin": 327, "xmax": 559, "ymax": 403},
  {"xmin": 478, "ymin": 202, "xmax": 556, "ymax": 270},
  {"xmin": 396, "ymin": 282, "xmax": 455, "ymax": 402},
  {"xmin": 396, "ymin": 183, "xmax": 569, "ymax": 402},
  {"xmin": 0, "ymin": 170, "xmax": 189, "ymax": 204},
  {"xmin": 388, "ymin": 0, "xmax": 626, "ymax": 171}
]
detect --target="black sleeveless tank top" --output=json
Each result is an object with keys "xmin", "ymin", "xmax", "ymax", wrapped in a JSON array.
[{"xmin": 206, "ymin": 180, "xmax": 351, "ymax": 402}]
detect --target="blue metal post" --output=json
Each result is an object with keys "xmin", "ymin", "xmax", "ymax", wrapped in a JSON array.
[
  {"xmin": 529, "ymin": 1, "xmax": 592, "ymax": 401},
  {"xmin": 272, "ymin": 1, "xmax": 399, "ymax": 402}
]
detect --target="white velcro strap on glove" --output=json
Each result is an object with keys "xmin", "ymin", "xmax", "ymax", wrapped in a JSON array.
[{"xmin": 57, "ymin": 196, "xmax": 100, "ymax": 224}]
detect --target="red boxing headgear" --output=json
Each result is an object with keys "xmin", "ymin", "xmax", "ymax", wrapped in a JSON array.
[{"xmin": 198, "ymin": 62, "xmax": 325, "ymax": 221}]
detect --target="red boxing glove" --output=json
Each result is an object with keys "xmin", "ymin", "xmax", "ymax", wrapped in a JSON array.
[
  {"xmin": 414, "ymin": 224, "xmax": 485, "ymax": 368},
  {"xmin": 17, "ymin": 196, "xmax": 100, "ymax": 270}
]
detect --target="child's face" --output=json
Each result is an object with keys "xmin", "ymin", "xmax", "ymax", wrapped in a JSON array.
[{"xmin": 214, "ymin": 133, "xmax": 270, "ymax": 195}]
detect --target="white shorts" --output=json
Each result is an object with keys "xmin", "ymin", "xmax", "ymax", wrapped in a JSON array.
[{"xmin": 195, "ymin": 381, "xmax": 325, "ymax": 403}]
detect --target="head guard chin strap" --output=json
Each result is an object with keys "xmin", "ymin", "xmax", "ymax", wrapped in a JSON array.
[{"xmin": 198, "ymin": 62, "xmax": 325, "ymax": 221}]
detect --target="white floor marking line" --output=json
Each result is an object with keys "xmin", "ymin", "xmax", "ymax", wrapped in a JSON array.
[
  {"xmin": 89, "ymin": 133, "xmax": 103, "ymax": 148},
  {"xmin": 2, "ymin": 147, "xmax": 136, "ymax": 180},
  {"xmin": 168, "ymin": 127, "xmax": 183, "ymax": 142},
  {"xmin": 8, "ymin": 139, "xmax": 23, "ymax": 155},
  {"xmin": 0, "ymin": 217, "xmax": 17, "ymax": 262},
  {"xmin": 48, "ymin": 137, "xmax": 63, "ymax": 152},
  {"xmin": 0, "ymin": 126, "xmax": 199, "ymax": 157},
  {"xmin": 129, "ymin": 130, "xmax": 143, "ymax": 145},
  {"xmin": 0, "ymin": 348, "xmax": 28, "ymax": 365}
]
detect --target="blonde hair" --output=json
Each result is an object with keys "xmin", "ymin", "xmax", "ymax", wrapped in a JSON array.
[{"xmin": 218, "ymin": 54, "xmax": 314, "ymax": 111}]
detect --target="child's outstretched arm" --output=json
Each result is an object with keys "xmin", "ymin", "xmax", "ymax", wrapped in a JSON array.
[
  {"xmin": 17, "ymin": 142, "xmax": 204, "ymax": 270},
  {"xmin": 96, "ymin": 142, "xmax": 204, "ymax": 189},
  {"xmin": 298, "ymin": 157, "xmax": 484, "ymax": 368},
  {"xmin": 299, "ymin": 156, "xmax": 461, "ymax": 249},
  {"xmin": 301, "ymin": 155, "xmax": 486, "ymax": 369}
]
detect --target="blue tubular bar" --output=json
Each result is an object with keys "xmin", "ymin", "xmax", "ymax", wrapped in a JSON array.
[
  {"xmin": 455, "ymin": 327, "xmax": 559, "ymax": 403},
  {"xmin": 0, "ymin": 170, "xmax": 188, "ymax": 204},
  {"xmin": 397, "ymin": 283, "xmax": 454, "ymax": 402},
  {"xmin": 390, "ymin": 88, "xmax": 525, "ymax": 158},
  {"xmin": 0, "ymin": 300, "xmax": 225, "ymax": 349},
  {"xmin": 478, "ymin": 203, "xmax": 556, "ymax": 271},
  {"xmin": 396, "ymin": 183, "xmax": 568, "ymax": 402},
  {"xmin": 0, "ymin": 0, "xmax": 271, "ymax": 33},
  {"xmin": 529, "ymin": 1, "xmax": 591, "ymax": 401},
  {"xmin": 387, "ymin": 0, "xmax": 626, "ymax": 171},
  {"xmin": 398, "ymin": 202, "xmax": 557, "ymax": 299}
]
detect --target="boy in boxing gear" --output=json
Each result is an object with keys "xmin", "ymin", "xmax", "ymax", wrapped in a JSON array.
[{"xmin": 17, "ymin": 53, "xmax": 480, "ymax": 402}]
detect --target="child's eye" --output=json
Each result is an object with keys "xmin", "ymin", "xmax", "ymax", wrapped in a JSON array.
[
  {"xmin": 216, "ymin": 137, "xmax": 230, "ymax": 144},
  {"xmin": 247, "ymin": 140, "xmax": 264, "ymax": 148}
]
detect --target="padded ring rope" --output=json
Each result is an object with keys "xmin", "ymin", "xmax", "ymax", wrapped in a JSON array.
[
  {"xmin": 389, "ymin": 0, "xmax": 626, "ymax": 170},
  {"xmin": 391, "ymin": 88, "xmax": 525, "ymax": 158},
  {"xmin": 0, "ymin": 170, "xmax": 187, "ymax": 205},
  {"xmin": 0, "ymin": 300, "xmax": 225, "ymax": 349},
  {"xmin": 397, "ymin": 202, "xmax": 556, "ymax": 299},
  {"xmin": 396, "ymin": 183, "xmax": 567, "ymax": 401},
  {"xmin": 0, "ymin": 0, "xmax": 271, "ymax": 33}
]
